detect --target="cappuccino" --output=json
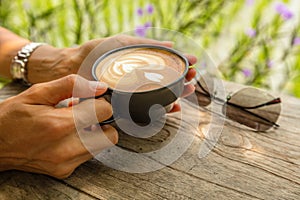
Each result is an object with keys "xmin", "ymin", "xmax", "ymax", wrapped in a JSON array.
[{"xmin": 95, "ymin": 48, "xmax": 186, "ymax": 92}]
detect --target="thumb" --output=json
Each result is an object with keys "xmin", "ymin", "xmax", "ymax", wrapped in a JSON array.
[{"xmin": 21, "ymin": 74, "xmax": 108, "ymax": 105}]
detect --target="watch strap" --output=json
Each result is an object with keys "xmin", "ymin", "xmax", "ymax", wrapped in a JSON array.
[{"xmin": 10, "ymin": 42, "xmax": 46, "ymax": 86}]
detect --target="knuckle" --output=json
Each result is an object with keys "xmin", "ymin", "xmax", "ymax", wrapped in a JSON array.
[
  {"xmin": 28, "ymin": 83, "xmax": 40, "ymax": 92},
  {"xmin": 79, "ymin": 39, "xmax": 99, "ymax": 54},
  {"xmin": 25, "ymin": 83, "xmax": 43, "ymax": 98},
  {"xmin": 64, "ymin": 74, "xmax": 77, "ymax": 85},
  {"xmin": 114, "ymin": 34, "xmax": 129, "ymax": 46},
  {"xmin": 51, "ymin": 165, "xmax": 75, "ymax": 179},
  {"xmin": 46, "ymin": 119, "xmax": 66, "ymax": 133}
]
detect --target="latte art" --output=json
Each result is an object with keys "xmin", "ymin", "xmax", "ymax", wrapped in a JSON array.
[
  {"xmin": 106, "ymin": 53, "xmax": 166, "ymax": 83},
  {"xmin": 95, "ymin": 48, "xmax": 186, "ymax": 92}
]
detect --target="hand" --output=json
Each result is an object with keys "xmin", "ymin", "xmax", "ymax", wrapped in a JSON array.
[
  {"xmin": 0, "ymin": 75, "xmax": 118, "ymax": 179},
  {"xmin": 26, "ymin": 35, "xmax": 173, "ymax": 83},
  {"xmin": 27, "ymin": 35, "xmax": 197, "ymax": 84}
]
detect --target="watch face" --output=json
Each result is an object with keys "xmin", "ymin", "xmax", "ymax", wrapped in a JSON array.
[{"xmin": 11, "ymin": 60, "xmax": 25, "ymax": 79}]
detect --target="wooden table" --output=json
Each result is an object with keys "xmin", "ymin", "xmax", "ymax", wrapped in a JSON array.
[{"xmin": 0, "ymin": 82, "xmax": 299, "ymax": 200}]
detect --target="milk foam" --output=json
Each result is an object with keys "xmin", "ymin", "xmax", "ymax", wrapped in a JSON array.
[
  {"xmin": 96, "ymin": 48, "xmax": 185, "ymax": 92},
  {"xmin": 109, "ymin": 54, "xmax": 165, "ymax": 79}
]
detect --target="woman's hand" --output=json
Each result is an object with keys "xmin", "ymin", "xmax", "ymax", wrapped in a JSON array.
[{"xmin": 0, "ymin": 75, "xmax": 118, "ymax": 179}]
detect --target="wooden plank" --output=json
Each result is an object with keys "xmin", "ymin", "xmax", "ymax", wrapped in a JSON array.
[
  {"xmin": 64, "ymin": 159, "xmax": 257, "ymax": 200},
  {"xmin": 0, "ymin": 171, "xmax": 96, "ymax": 200},
  {"xmin": 0, "ymin": 82, "xmax": 299, "ymax": 199},
  {"xmin": 0, "ymin": 82, "xmax": 28, "ymax": 101}
]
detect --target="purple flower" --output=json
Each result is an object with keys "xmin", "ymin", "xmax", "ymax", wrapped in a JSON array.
[
  {"xmin": 245, "ymin": 28, "xmax": 257, "ymax": 38},
  {"xmin": 137, "ymin": 8, "xmax": 143, "ymax": 16},
  {"xmin": 293, "ymin": 37, "xmax": 300, "ymax": 46},
  {"xmin": 275, "ymin": 3, "xmax": 285, "ymax": 13},
  {"xmin": 275, "ymin": 3, "xmax": 293, "ymax": 20},
  {"xmin": 246, "ymin": 0, "xmax": 254, "ymax": 6},
  {"xmin": 242, "ymin": 68, "xmax": 252, "ymax": 77},
  {"xmin": 146, "ymin": 4, "xmax": 154, "ymax": 14},
  {"xmin": 282, "ymin": 11, "xmax": 293, "ymax": 20},
  {"xmin": 144, "ymin": 21, "xmax": 152, "ymax": 29},
  {"xmin": 135, "ymin": 25, "xmax": 147, "ymax": 37},
  {"xmin": 267, "ymin": 60, "xmax": 274, "ymax": 68}
]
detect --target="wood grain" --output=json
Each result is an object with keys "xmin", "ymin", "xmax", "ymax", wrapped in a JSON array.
[
  {"xmin": 0, "ymin": 82, "xmax": 299, "ymax": 200},
  {"xmin": 0, "ymin": 171, "xmax": 96, "ymax": 200}
]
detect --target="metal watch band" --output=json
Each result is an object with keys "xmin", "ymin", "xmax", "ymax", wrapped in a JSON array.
[{"xmin": 10, "ymin": 42, "xmax": 46, "ymax": 86}]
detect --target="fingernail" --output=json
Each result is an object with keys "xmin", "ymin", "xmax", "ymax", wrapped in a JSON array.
[{"xmin": 89, "ymin": 81, "xmax": 108, "ymax": 91}]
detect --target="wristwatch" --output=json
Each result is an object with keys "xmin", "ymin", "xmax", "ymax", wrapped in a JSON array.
[{"xmin": 10, "ymin": 42, "xmax": 46, "ymax": 86}]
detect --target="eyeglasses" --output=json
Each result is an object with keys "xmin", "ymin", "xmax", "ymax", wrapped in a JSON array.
[{"xmin": 194, "ymin": 76, "xmax": 282, "ymax": 131}]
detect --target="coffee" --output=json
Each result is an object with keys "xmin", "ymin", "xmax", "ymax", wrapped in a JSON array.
[{"xmin": 95, "ymin": 48, "xmax": 186, "ymax": 92}]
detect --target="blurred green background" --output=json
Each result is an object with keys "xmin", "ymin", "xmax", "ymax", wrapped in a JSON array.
[{"xmin": 1, "ymin": 0, "xmax": 300, "ymax": 97}]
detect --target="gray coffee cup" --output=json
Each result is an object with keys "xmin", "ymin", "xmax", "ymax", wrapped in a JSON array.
[{"xmin": 91, "ymin": 44, "xmax": 189, "ymax": 125}]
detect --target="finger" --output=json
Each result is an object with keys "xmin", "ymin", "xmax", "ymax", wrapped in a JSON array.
[
  {"xmin": 72, "ymin": 98, "xmax": 113, "ymax": 130},
  {"xmin": 168, "ymin": 83, "xmax": 196, "ymax": 114},
  {"xmin": 182, "ymin": 84, "xmax": 195, "ymax": 97},
  {"xmin": 72, "ymin": 75, "xmax": 108, "ymax": 98},
  {"xmin": 186, "ymin": 68, "xmax": 197, "ymax": 82},
  {"xmin": 184, "ymin": 54, "xmax": 197, "ymax": 65},
  {"xmin": 75, "ymin": 124, "xmax": 118, "ymax": 156},
  {"xmin": 22, "ymin": 74, "xmax": 108, "ymax": 105},
  {"xmin": 113, "ymin": 34, "xmax": 174, "ymax": 48}
]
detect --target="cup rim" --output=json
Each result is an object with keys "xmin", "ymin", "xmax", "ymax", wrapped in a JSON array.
[{"xmin": 91, "ymin": 44, "xmax": 189, "ymax": 94}]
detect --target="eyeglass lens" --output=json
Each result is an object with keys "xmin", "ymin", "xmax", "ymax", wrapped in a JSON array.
[{"xmin": 223, "ymin": 87, "xmax": 281, "ymax": 131}]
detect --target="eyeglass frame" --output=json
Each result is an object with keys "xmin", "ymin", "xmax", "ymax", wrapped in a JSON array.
[{"xmin": 194, "ymin": 77, "xmax": 282, "ymax": 130}]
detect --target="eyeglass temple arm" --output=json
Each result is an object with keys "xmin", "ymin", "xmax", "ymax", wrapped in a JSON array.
[
  {"xmin": 230, "ymin": 98, "xmax": 281, "ymax": 109},
  {"xmin": 197, "ymin": 80, "xmax": 282, "ymax": 108},
  {"xmin": 196, "ymin": 80, "xmax": 209, "ymax": 95},
  {"xmin": 226, "ymin": 101, "xmax": 280, "ymax": 128}
]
